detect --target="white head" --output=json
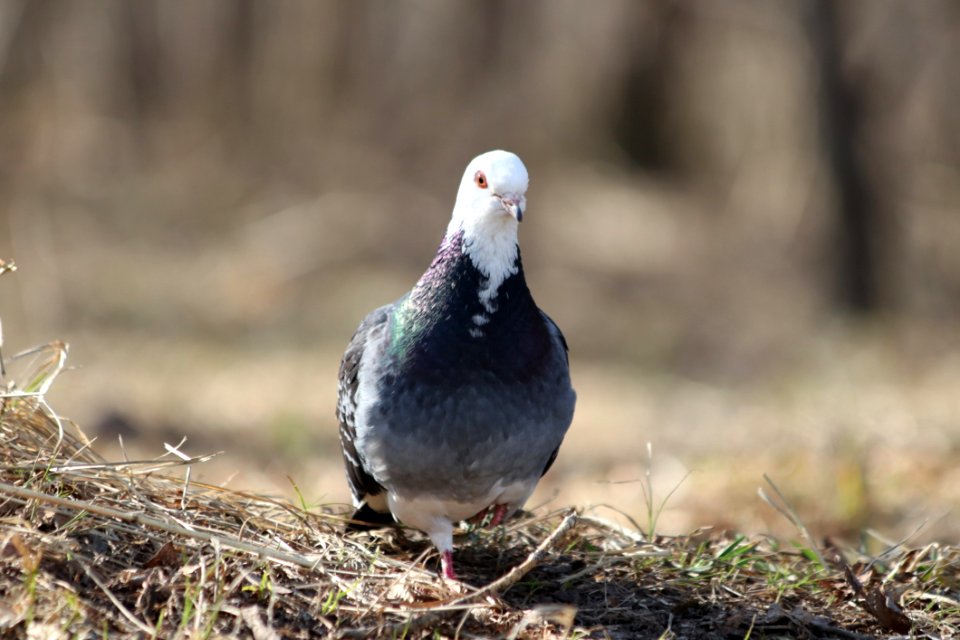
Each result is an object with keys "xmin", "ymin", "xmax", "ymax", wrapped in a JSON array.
[
  {"xmin": 447, "ymin": 150, "xmax": 528, "ymax": 233},
  {"xmin": 445, "ymin": 150, "xmax": 529, "ymax": 312}
]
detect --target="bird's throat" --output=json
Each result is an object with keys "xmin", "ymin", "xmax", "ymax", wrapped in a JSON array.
[
  {"xmin": 389, "ymin": 231, "xmax": 531, "ymax": 362},
  {"xmin": 459, "ymin": 217, "xmax": 519, "ymax": 311}
]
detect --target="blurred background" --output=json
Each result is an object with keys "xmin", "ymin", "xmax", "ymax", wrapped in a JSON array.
[{"xmin": 1, "ymin": 0, "xmax": 959, "ymax": 544}]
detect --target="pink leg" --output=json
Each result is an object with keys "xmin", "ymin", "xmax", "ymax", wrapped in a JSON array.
[
  {"xmin": 467, "ymin": 504, "xmax": 510, "ymax": 527},
  {"xmin": 441, "ymin": 550, "xmax": 457, "ymax": 580},
  {"xmin": 467, "ymin": 507, "xmax": 490, "ymax": 525},
  {"xmin": 488, "ymin": 504, "xmax": 509, "ymax": 527}
]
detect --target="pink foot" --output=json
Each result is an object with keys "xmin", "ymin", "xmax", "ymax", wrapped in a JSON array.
[
  {"xmin": 467, "ymin": 507, "xmax": 489, "ymax": 525},
  {"xmin": 468, "ymin": 504, "xmax": 510, "ymax": 527},
  {"xmin": 441, "ymin": 550, "xmax": 457, "ymax": 580},
  {"xmin": 488, "ymin": 504, "xmax": 509, "ymax": 527}
]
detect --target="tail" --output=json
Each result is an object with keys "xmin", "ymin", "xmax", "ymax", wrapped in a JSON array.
[{"xmin": 346, "ymin": 503, "xmax": 395, "ymax": 531}]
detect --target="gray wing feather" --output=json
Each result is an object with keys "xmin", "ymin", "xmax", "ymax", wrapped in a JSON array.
[
  {"xmin": 539, "ymin": 310, "xmax": 569, "ymax": 365},
  {"xmin": 337, "ymin": 304, "xmax": 392, "ymax": 506},
  {"xmin": 538, "ymin": 309, "xmax": 571, "ymax": 476}
]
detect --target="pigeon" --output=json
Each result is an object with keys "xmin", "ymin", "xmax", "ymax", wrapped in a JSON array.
[{"xmin": 337, "ymin": 150, "xmax": 576, "ymax": 580}]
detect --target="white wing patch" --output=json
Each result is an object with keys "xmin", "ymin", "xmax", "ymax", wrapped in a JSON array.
[{"xmin": 353, "ymin": 324, "xmax": 391, "ymax": 482}]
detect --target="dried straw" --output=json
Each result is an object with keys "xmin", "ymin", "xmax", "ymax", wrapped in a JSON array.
[{"xmin": 0, "ymin": 338, "xmax": 664, "ymax": 638}]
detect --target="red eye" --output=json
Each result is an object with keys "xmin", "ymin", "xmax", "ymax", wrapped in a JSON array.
[{"xmin": 474, "ymin": 171, "xmax": 488, "ymax": 189}]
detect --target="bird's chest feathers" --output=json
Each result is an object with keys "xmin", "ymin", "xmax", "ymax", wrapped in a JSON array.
[{"xmin": 388, "ymin": 234, "xmax": 548, "ymax": 378}]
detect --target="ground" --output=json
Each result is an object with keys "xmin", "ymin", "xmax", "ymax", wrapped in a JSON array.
[{"xmin": 0, "ymin": 344, "xmax": 957, "ymax": 638}]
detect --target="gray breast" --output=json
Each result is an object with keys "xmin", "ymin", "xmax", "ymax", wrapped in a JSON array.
[{"xmin": 357, "ymin": 340, "xmax": 575, "ymax": 501}]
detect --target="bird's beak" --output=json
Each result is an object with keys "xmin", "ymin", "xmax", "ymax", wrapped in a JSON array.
[{"xmin": 500, "ymin": 195, "xmax": 524, "ymax": 222}]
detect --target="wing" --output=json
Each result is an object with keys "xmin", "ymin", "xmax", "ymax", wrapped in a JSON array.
[
  {"xmin": 539, "ymin": 310, "xmax": 569, "ymax": 366},
  {"xmin": 337, "ymin": 304, "xmax": 392, "ymax": 512},
  {"xmin": 540, "ymin": 446, "xmax": 560, "ymax": 477},
  {"xmin": 538, "ymin": 309, "xmax": 572, "ymax": 477}
]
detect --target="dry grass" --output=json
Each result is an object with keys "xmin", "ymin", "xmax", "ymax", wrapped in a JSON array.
[{"xmin": 0, "ymin": 336, "xmax": 958, "ymax": 638}]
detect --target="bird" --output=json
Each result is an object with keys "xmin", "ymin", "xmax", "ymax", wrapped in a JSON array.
[{"xmin": 336, "ymin": 150, "xmax": 576, "ymax": 580}]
